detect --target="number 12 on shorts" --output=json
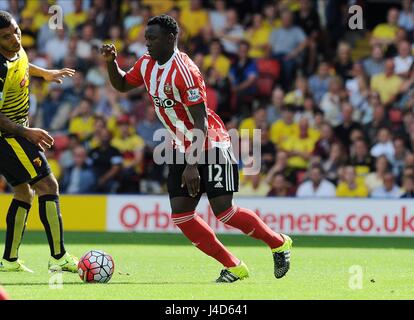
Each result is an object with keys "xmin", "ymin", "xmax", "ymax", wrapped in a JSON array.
[
  {"xmin": 208, "ymin": 164, "xmax": 223, "ymax": 182},
  {"xmin": 208, "ymin": 163, "xmax": 236, "ymax": 191}
]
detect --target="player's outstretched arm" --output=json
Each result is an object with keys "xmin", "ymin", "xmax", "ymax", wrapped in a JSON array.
[
  {"xmin": 0, "ymin": 112, "xmax": 54, "ymax": 151},
  {"xmin": 101, "ymin": 43, "xmax": 136, "ymax": 93},
  {"xmin": 29, "ymin": 63, "xmax": 75, "ymax": 84}
]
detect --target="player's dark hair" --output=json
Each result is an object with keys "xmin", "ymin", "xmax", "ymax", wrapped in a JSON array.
[
  {"xmin": 0, "ymin": 11, "xmax": 13, "ymax": 29},
  {"xmin": 147, "ymin": 14, "xmax": 179, "ymax": 35}
]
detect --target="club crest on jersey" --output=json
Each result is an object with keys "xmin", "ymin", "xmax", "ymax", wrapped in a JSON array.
[
  {"xmin": 32, "ymin": 157, "xmax": 42, "ymax": 168},
  {"xmin": 164, "ymin": 83, "xmax": 172, "ymax": 94},
  {"xmin": 187, "ymin": 88, "xmax": 200, "ymax": 102}
]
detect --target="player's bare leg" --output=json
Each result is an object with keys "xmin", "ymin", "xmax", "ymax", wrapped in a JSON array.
[
  {"xmin": 12, "ymin": 183, "xmax": 34, "ymax": 204},
  {"xmin": 31, "ymin": 174, "xmax": 78, "ymax": 272},
  {"xmin": 170, "ymin": 196, "xmax": 248, "ymax": 282},
  {"xmin": 0, "ymin": 183, "xmax": 34, "ymax": 272},
  {"xmin": 209, "ymin": 194, "xmax": 293, "ymax": 279}
]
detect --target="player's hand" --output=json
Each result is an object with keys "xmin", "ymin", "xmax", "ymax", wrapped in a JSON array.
[
  {"xmin": 101, "ymin": 44, "xmax": 117, "ymax": 62},
  {"xmin": 181, "ymin": 164, "xmax": 200, "ymax": 198},
  {"xmin": 43, "ymin": 68, "xmax": 75, "ymax": 84},
  {"xmin": 22, "ymin": 127, "xmax": 54, "ymax": 152}
]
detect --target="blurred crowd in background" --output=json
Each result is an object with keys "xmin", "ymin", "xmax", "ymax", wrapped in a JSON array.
[{"xmin": 1, "ymin": 0, "xmax": 414, "ymax": 199}]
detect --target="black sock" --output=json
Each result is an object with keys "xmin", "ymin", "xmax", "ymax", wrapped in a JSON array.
[
  {"xmin": 38, "ymin": 195, "xmax": 66, "ymax": 260},
  {"xmin": 3, "ymin": 199, "xmax": 31, "ymax": 262}
]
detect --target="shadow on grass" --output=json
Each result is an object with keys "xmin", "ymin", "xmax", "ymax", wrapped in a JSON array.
[{"xmin": 0, "ymin": 231, "xmax": 412, "ymax": 249}]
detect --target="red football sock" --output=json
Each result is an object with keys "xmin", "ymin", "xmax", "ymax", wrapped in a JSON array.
[
  {"xmin": 217, "ymin": 206, "xmax": 285, "ymax": 249},
  {"xmin": 172, "ymin": 211, "xmax": 239, "ymax": 268}
]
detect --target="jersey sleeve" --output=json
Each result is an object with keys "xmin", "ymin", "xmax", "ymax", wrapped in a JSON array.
[
  {"xmin": 176, "ymin": 59, "xmax": 207, "ymax": 107},
  {"xmin": 124, "ymin": 56, "xmax": 146, "ymax": 87}
]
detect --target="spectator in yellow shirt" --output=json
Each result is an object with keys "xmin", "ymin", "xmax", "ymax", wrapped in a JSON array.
[
  {"xmin": 270, "ymin": 106, "xmax": 299, "ymax": 146},
  {"xmin": 244, "ymin": 13, "xmax": 271, "ymax": 58},
  {"xmin": 262, "ymin": 2, "xmax": 281, "ymax": 30},
  {"xmin": 371, "ymin": 7, "xmax": 400, "ymax": 46},
  {"xmin": 280, "ymin": 0, "xmax": 301, "ymax": 12},
  {"xmin": 111, "ymin": 116, "xmax": 145, "ymax": 171},
  {"xmin": 238, "ymin": 157, "xmax": 270, "ymax": 196},
  {"xmin": 180, "ymin": 0, "xmax": 208, "ymax": 39},
  {"xmin": 31, "ymin": 1, "xmax": 51, "ymax": 32},
  {"xmin": 19, "ymin": 15, "xmax": 37, "ymax": 49},
  {"xmin": 103, "ymin": 25, "xmax": 124, "ymax": 53},
  {"xmin": 280, "ymin": 117, "xmax": 316, "ymax": 170},
  {"xmin": 239, "ymin": 106, "xmax": 267, "ymax": 139},
  {"xmin": 203, "ymin": 39, "xmax": 231, "ymax": 78},
  {"xmin": 284, "ymin": 76, "xmax": 310, "ymax": 107},
  {"xmin": 69, "ymin": 98, "xmax": 96, "ymax": 141},
  {"xmin": 336, "ymin": 166, "xmax": 369, "ymax": 198},
  {"xmin": 64, "ymin": 0, "xmax": 88, "ymax": 33},
  {"xmin": 142, "ymin": 0, "xmax": 174, "ymax": 16},
  {"xmin": 370, "ymin": 59, "xmax": 403, "ymax": 107},
  {"xmin": 111, "ymin": 116, "xmax": 146, "ymax": 193}
]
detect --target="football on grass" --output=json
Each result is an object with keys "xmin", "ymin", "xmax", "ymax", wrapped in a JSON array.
[{"xmin": 78, "ymin": 250, "xmax": 115, "ymax": 283}]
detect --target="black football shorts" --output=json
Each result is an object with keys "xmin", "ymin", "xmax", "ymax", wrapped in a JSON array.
[
  {"xmin": 0, "ymin": 135, "xmax": 51, "ymax": 187},
  {"xmin": 168, "ymin": 146, "xmax": 239, "ymax": 200}
]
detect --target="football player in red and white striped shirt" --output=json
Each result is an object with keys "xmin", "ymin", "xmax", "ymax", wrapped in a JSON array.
[{"xmin": 101, "ymin": 14, "xmax": 292, "ymax": 282}]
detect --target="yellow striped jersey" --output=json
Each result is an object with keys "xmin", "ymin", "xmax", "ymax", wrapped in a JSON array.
[{"xmin": 0, "ymin": 47, "xmax": 30, "ymax": 134}]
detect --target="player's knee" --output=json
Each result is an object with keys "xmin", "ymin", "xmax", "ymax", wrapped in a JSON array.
[
  {"xmin": 32, "ymin": 175, "xmax": 59, "ymax": 196},
  {"xmin": 13, "ymin": 184, "xmax": 34, "ymax": 204},
  {"xmin": 209, "ymin": 199, "xmax": 233, "ymax": 217},
  {"xmin": 44, "ymin": 177, "xmax": 59, "ymax": 195},
  {"xmin": 170, "ymin": 197, "xmax": 198, "ymax": 215}
]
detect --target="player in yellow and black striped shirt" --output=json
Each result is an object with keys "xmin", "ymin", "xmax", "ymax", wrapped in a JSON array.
[{"xmin": 0, "ymin": 11, "xmax": 79, "ymax": 273}]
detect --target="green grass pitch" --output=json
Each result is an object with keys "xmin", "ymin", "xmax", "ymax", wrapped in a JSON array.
[{"xmin": 0, "ymin": 231, "xmax": 413, "ymax": 300}]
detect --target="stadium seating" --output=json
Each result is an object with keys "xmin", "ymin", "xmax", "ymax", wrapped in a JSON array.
[{"xmin": 256, "ymin": 58, "xmax": 280, "ymax": 97}]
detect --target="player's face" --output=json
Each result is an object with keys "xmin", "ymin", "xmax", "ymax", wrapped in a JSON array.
[
  {"xmin": 0, "ymin": 19, "xmax": 21, "ymax": 54},
  {"xmin": 145, "ymin": 24, "xmax": 174, "ymax": 61}
]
